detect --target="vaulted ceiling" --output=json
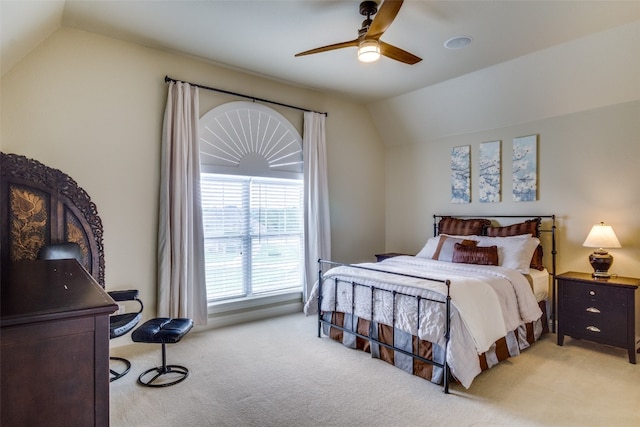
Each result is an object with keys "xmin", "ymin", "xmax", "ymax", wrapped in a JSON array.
[{"xmin": 2, "ymin": 1, "xmax": 639, "ymax": 103}]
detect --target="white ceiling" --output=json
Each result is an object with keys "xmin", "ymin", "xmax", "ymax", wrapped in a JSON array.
[{"xmin": 2, "ymin": 1, "xmax": 640, "ymax": 103}]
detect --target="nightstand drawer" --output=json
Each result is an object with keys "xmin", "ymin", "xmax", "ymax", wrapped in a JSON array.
[
  {"xmin": 561, "ymin": 281, "xmax": 627, "ymax": 306},
  {"xmin": 562, "ymin": 311, "xmax": 627, "ymax": 346}
]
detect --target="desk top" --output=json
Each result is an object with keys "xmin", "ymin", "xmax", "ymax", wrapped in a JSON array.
[{"xmin": 1, "ymin": 259, "xmax": 117, "ymax": 327}]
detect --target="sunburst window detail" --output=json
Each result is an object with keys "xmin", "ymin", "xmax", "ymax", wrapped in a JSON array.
[{"xmin": 199, "ymin": 101, "xmax": 302, "ymax": 178}]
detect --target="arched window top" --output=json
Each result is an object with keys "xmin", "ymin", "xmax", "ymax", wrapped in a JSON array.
[{"xmin": 199, "ymin": 101, "xmax": 302, "ymax": 179}]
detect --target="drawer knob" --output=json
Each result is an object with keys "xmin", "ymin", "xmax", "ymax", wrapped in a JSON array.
[
  {"xmin": 586, "ymin": 307, "xmax": 601, "ymax": 313},
  {"xmin": 586, "ymin": 326, "xmax": 601, "ymax": 333},
  {"xmin": 589, "ymin": 290, "xmax": 596, "ymax": 296}
]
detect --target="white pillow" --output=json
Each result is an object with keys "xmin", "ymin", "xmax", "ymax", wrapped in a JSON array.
[
  {"xmin": 474, "ymin": 235, "xmax": 539, "ymax": 274},
  {"xmin": 416, "ymin": 236, "xmax": 440, "ymax": 258},
  {"xmin": 416, "ymin": 235, "xmax": 480, "ymax": 261}
]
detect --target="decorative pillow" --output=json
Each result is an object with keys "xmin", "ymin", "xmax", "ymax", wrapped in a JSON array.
[
  {"xmin": 432, "ymin": 235, "xmax": 478, "ymax": 262},
  {"xmin": 486, "ymin": 218, "xmax": 541, "ymax": 237},
  {"xmin": 486, "ymin": 218, "xmax": 544, "ymax": 270},
  {"xmin": 529, "ymin": 246, "xmax": 545, "ymax": 271},
  {"xmin": 474, "ymin": 235, "xmax": 540, "ymax": 274},
  {"xmin": 416, "ymin": 236, "xmax": 440, "ymax": 259},
  {"xmin": 452, "ymin": 243, "xmax": 499, "ymax": 266},
  {"xmin": 438, "ymin": 217, "xmax": 490, "ymax": 236}
]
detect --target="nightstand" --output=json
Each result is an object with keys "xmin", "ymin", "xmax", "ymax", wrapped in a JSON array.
[
  {"xmin": 375, "ymin": 252, "xmax": 410, "ymax": 262},
  {"xmin": 556, "ymin": 271, "xmax": 640, "ymax": 364}
]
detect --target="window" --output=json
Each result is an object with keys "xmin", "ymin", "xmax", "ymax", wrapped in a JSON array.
[
  {"xmin": 201, "ymin": 174, "xmax": 303, "ymax": 302},
  {"xmin": 198, "ymin": 101, "xmax": 304, "ymax": 304}
]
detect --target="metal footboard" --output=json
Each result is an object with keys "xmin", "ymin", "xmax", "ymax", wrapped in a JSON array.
[{"xmin": 317, "ymin": 259, "xmax": 452, "ymax": 393}]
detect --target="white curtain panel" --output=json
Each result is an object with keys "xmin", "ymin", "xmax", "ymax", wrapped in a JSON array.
[
  {"xmin": 303, "ymin": 112, "xmax": 331, "ymax": 302},
  {"xmin": 158, "ymin": 82, "xmax": 207, "ymax": 325}
]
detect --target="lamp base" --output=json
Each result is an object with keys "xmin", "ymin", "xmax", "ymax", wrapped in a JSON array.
[{"xmin": 589, "ymin": 250, "xmax": 613, "ymax": 279}]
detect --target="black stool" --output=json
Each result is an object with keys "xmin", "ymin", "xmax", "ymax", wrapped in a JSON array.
[{"xmin": 131, "ymin": 318, "xmax": 193, "ymax": 387}]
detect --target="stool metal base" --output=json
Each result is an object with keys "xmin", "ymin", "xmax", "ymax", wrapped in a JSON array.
[
  {"xmin": 136, "ymin": 341, "xmax": 189, "ymax": 387},
  {"xmin": 137, "ymin": 364, "xmax": 189, "ymax": 387},
  {"xmin": 109, "ymin": 356, "xmax": 131, "ymax": 382}
]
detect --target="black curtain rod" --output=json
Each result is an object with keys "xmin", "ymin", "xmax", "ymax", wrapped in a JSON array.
[{"xmin": 164, "ymin": 76, "xmax": 327, "ymax": 116}]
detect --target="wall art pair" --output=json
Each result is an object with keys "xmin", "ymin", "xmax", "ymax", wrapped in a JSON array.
[{"xmin": 451, "ymin": 134, "xmax": 537, "ymax": 203}]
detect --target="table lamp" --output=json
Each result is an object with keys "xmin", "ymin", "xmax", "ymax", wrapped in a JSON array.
[{"xmin": 582, "ymin": 222, "xmax": 621, "ymax": 278}]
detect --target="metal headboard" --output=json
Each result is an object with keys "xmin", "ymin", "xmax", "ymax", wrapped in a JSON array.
[{"xmin": 433, "ymin": 214, "xmax": 557, "ymax": 331}]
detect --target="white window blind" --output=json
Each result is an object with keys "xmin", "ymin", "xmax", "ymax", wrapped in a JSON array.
[{"xmin": 201, "ymin": 173, "xmax": 304, "ymax": 302}]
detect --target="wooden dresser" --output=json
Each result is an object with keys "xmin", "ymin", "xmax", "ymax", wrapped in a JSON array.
[
  {"xmin": 1, "ymin": 259, "xmax": 118, "ymax": 427},
  {"xmin": 556, "ymin": 271, "xmax": 640, "ymax": 363}
]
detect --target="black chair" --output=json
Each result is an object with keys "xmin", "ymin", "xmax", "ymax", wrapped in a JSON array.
[{"xmin": 37, "ymin": 242, "xmax": 143, "ymax": 382}]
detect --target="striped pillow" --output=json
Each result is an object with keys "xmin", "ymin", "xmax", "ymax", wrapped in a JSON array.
[
  {"xmin": 486, "ymin": 218, "xmax": 540, "ymax": 237},
  {"xmin": 438, "ymin": 217, "xmax": 490, "ymax": 236}
]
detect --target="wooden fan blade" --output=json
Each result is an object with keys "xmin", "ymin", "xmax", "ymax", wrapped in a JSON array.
[
  {"xmin": 379, "ymin": 41, "xmax": 422, "ymax": 65},
  {"xmin": 295, "ymin": 39, "xmax": 359, "ymax": 57},
  {"xmin": 366, "ymin": 0, "xmax": 404, "ymax": 40}
]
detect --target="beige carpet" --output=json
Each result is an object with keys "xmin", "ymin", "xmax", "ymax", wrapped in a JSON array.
[{"xmin": 111, "ymin": 313, "xmax": 640, "ymax": 427}]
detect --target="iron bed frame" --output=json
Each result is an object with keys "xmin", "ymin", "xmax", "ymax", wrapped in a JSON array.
[
  {"xmin": 315, "ymin": 214, "xmax": 557, "ymax": 394},
  {"xmin": 317, "ymin": 260, "xmax": 453, "ymax": 392}
]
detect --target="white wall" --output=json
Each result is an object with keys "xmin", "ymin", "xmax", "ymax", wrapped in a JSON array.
[
  {"xmin": 0, "ymin": 28, "xmax": 386, "ymax": 341},
  {"xmin": 371, "ymin": 22, "xmax": 640, "ymax": 278}
]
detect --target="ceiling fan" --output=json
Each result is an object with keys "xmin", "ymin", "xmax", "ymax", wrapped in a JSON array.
[{"xmin": 295, "ymin": 0, "xmax": 422, "ymax": 65}]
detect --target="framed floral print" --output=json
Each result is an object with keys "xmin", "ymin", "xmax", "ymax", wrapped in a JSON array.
[
  {"xmin": 512, "ymin": 135, "xmax": 538, "ymax": 201},
  {"xmin": 479, "ymin": 140, "xmax": 501, "ymax": 203},
  {"xmin": 451, "ymin": 145, "xmax": 471, "ymax": 203}
]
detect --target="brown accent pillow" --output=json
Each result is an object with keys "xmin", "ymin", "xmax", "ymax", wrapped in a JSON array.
[
  {"xmin": 438, "ymin": 217, "xmax": 490, "ymax": 236},
  {"xmin": 486, "ymin": 218, "xmax": 545, "ymax": 271},
  {"xmin": 432, "ymin": 236, "xmax": 478, "ymax": 262},
  {"xmin": 529, "ymin": 246, "xmax": 545, "ymax": 271},
  {"xmin": 486, "ymin": 218, "xmax": 541, "ymax": 237},
  {"xmin": 452, "ymin": 243, "xmax": 499, "ymax": 266}
]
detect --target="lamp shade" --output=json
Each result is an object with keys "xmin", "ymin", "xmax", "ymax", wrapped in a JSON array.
[
  {"xmin": 582, "ymin": 222, "xmax": 621, "ymax": 249},
  {"xmin": 358, "ymin": 39, "xmax": 380, "ymax": 63}
]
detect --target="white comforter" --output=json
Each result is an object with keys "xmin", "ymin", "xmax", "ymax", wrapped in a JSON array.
[{"xmin": 304, "ymin": 256, "xmax": 542, "ymax": 388}]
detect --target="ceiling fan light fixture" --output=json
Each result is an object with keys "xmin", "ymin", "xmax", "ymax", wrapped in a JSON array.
[{"xmin": 358, "ymin": 39, "xmax": 381, "ymax": 63}]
